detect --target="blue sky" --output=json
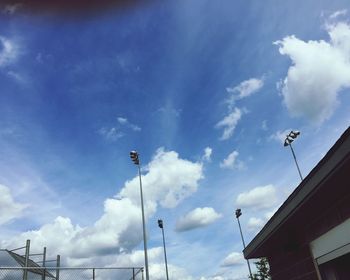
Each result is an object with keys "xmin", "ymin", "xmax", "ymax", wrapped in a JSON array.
[{"xmin": 0, "ymin": 1, "xmax": 350, "ymax": 279}]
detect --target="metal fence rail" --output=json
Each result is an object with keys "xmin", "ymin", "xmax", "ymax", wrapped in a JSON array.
[{"xmin": 0, "ymin": 267, "xmax": 144, "ymax": 280}]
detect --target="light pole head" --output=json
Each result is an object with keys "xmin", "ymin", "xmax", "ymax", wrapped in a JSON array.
[
  {"xmin": 284, "ymin": 130, "xmax": 300, "ymax": 147},
  {"xmin": 290, "ymin": 130, "xmax": 300, "ymax": 138},
  {"xmin": 130, "ymin": 151, "xmax": 140, "ymax": 165},
  {"xmin": 158, "ymin": 219, "xmax": 163, "ymax": 228},
  {"xmin": 235, "ymin": 209, "xmax": 242, "ymax": 218}
]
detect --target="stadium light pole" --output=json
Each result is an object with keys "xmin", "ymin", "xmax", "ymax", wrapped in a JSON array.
[
  {"xmin": 235, "ymin": 209, "xmax": 253, "ymax": 279},
  {"xmin": 284, "ymin": 130, "xmax": 303, "ymax": 181},
  {"xmin": 158, "ymin": 219, "xmax": 169, "ymax": 280},
  {"xmin": 130, "ymin": 151, "xmax": 149, "ymax": 280}
]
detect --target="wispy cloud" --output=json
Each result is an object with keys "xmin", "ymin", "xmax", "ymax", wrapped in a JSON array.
[
  {"xmin": 216, "ymin": 77, "xmax": 263, "ymax": 140},
  {"xmin": 329, "ymin": 9, "xmax": 347, "ymax": 19},
  {"xmin": 98, "ymin": 127, "xmax": 124, "ymax": 141},
  {"xmin": 98, "ymin": 117, "xmax": 140, "ymax": 141},
  {"xmin": 226, "ymin": 77, "xmax": 264, "ymax": 108},
  {"xmin": 202, "ymin": 147, "xmax": 213, "ymax": 162},
  {"xmin": 216, "ymin": 108, "xmax": 243, "ymax": 140},
  {"xmin": 175, "ymin": 207, "xmax": 222, "ymax": 232},
  {"xmin": 0, "ymin": 36, "xmax": 18, "ymax": 67},
  {"xmin": 117, "ymin": 117, "xmax": 141, "ymax": 131},
  {"xmin": 0, "ymin": 184, "xmax": 28, "ymax": 225},
  {"xmin": 219, "ymin": 150, "xmax": 244, "ymax": 170}
]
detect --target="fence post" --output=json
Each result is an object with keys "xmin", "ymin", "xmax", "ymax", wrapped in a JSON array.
[
  {"xmin": 42, "ymin": 247, "xmax": 46, "ymax": 280},
  {"xmin": 93, "ymin": 268, "xmax": 95, "ymax": 280},
  {"xmin": 23, "ymin": 240, "xmax": 30, "ymax": 280},
  {"xmin": 132, "ymin": 268, "xmax": 135, "ymax": 280},
  {"xmin": 56, "ymin": 255, "xmax": 60, "ymax": 280}
]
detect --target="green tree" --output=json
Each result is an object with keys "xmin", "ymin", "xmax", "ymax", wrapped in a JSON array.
[{"xmin": 250, "ymin": 258, "xmax": 271, "ymax": 280}]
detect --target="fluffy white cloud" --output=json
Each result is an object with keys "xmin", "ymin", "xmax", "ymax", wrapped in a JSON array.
[
  {"xmin": 226, "ymin": 78, "xmax": 264, "ymax": 106},
  {"xmin": 0, "ymin": 184, "xmax": 27, "ymax": 225},
  {"xmin": 202, "ymin": 147, "xmax": 213, "ymax": 162},
  {"xmin": 175, "ymin": 207, "xmax": 222, "ymax": 232},
  {"xmin": 120, "ymin": 148, "xmax": 203, "ymax": 209},
  {"xmin": 216, "ymin": 108, "xmax": 242, "ymax": 140},
  {"xmin": 235, "ymin": 185, "xmax": 278, "ymax": 210},
  {"xmin": 221, "ymin": 252, "xmax": 245, "ymax": 267},
  {"xmin": 220, "ymin": 150, "xmax": 244, "ymax": 170},
  {"xmin": 0, "ymin": 36, "xmax": 17, "ymax": 67},
  {"xmin": 275, "ymin": 20, "xmax": 350, "ymax": 124},
  {"xmin": 2, "ymin": 148, "xmax": 203, "ymax": 261}
]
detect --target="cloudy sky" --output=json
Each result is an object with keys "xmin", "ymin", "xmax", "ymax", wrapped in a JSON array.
[{"xmin": 0, "ymin": 1, "xmax": 349, "ymax": 279}]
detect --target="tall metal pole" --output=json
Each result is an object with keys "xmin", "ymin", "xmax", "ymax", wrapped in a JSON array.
[
  {"xmin": 160, "ymin": 223, "xmax": 169, "ymax": 280},
  {"xmin": 289, "ymin": 143, "xmax": 303, "ymax": 181},
  {"xmin": 236, "ymin": 215, "xmax": 253, "ymax": 279},
  {"xmin": 137, "ymin": 164, "xmax": 150, "ymax": 280}
]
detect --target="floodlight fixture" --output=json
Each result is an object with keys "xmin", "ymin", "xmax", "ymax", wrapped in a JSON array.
[
  {"xmin": 130, "ymin": 151, "xmax": 140, "ymax": 165},
  {"xmin": 235, "ymin": 208, "xmax": 242, "ymax": 219}
]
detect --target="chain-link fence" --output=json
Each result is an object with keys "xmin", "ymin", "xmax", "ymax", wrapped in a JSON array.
[{"xmin": 0, "ymin": 267, "xmax": 144, "ymax": 280}]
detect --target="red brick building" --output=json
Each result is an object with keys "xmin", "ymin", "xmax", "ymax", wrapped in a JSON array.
[{"xmin": 244, "ymin": 127, "xmax": 350, "ymax": 280}]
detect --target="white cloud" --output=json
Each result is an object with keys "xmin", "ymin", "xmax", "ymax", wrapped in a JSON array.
[
  {"xmin": 216, "ymin": 107, "xmax": 242, "ymax": 140},
  {"xmin": 117, "ymin": 116, "xmax": 141, "ymax": 131},
  {"xmin": 202, "ymin": 147, "xmax": 213, "ymax": 162},
  {"xmin": 0, "ymin": 184, "xmax": 28, "ymax": 225},
  {"xmin": 175, "ymin": 207, "xmax": 222, "ymax": 232},
  {"xmin": 221, "ymin": 252, "xmax": 245, "ymax": 267},
  {"xmin": 220, "ymin": 150, "xmax": 244, "ymax": 170},
  {"xmin": 261, "ymin": 120, "xmax": 268, "ymax": 131},
  {"xmin": 275, "ymin": 20, "xmax": 350, "ymax": 124},
  {"xmin": 98, "ymin": 117, "xmax": 141, "ymax": 141},
  {"xmin": 2, "ymin": 148, "xmax": 203, "ymax": 261},
  {"xmin": 329, "ymin": 9, "xmax": 347, "ymax": 19},
  {"xmin": 226, "ymin": 78, "xmax": 264, "ymax": 106},
  {"xmin": 98, "ymin": 127, "xmax": 124, "ymax": 141},
  {"xmin": 216, "ymin": 77, "xmax": 263, "ymax": 141},
  {"xmin": 235, "ymin": 185, "xmax": 278, "ymax": 210},
  {"xmin": 0, "ymin": 36, "xmax": 18, "ymax": 67},
  {"xmin": 247, "ymin": 217, "xmax": 265, "ymax": 232},
  {"xmin": 117, "ymin": 117, "xmax": 128, "ymax": 124}
]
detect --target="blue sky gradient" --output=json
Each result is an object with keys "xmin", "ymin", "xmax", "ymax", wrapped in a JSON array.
[{"xmin": 0, "ymin": 1, "xmax": 350, "ymax": 279}]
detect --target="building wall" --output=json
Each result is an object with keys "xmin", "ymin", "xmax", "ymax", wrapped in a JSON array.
[
  {"xmin": 269, "ymin": 243, "xmax": 318, "ymax": 280},
  {"xmin": 268, "ymin": 187, "xmax": 350, "ymax": 280}
]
